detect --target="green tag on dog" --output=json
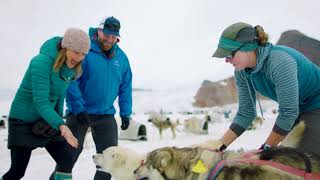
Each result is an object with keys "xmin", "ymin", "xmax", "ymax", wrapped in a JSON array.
[{"xmin": 192, "ymin": 159, "xmax": 207, "ymax": 173}]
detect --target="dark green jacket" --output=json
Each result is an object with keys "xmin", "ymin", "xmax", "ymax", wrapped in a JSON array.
[{"xmin": 9, "ymin": 37, "xmax": 76, "ymax": 129}]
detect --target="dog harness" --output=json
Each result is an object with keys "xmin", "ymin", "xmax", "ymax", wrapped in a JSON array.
[{"xmin": 207, "ymin": 150, "xmax": 320, "ymax": 180}]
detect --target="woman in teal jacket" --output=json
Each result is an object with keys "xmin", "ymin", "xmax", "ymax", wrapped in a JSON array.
[
  {"xmin": 206, "ymin": 22, "xmax": 320, "ymax": 156},
  {"xmin": 1, "ymin": 28, "xmax": 90, "ymax": 180}
]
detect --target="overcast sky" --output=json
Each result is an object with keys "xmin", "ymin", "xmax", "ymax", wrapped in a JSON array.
[{"xmin": 0, "ymin": 0, "xmax": 319, "ymax": 90}]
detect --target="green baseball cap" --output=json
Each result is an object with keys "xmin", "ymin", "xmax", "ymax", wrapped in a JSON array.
[{"xmin": 212, "ymin": 22, "xmax": 256, "ymax": 58}]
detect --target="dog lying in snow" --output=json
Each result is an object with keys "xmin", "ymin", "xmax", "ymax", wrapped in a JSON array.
[
  {"xmin": 184, "ymin": 116, "xmax": 210, "ymax": 134},
  {"xmin": 134, "ymin": 146, "xmax": 320, "ymax": 180},
  {"xmin": 93, "ymin": 146, "xmax": 146, "ymax": 180}
]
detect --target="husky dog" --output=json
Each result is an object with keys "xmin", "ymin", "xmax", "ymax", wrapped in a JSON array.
[
  {"xmin": 134, "ymin": 146, "xmax": 320, "ymax": 180},
  {"xmin": 148, "ymin": 113, "xmax": 178, "ymax": 139},
  {"xmin": 93, "ymin": 146, "xmax": 146, "ymax": 180},
  {"xmin": 184, "ymin": 115, "xmax": 210, "ymax": 134}
]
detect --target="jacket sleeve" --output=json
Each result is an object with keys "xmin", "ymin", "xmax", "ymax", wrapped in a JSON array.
[
  {"xmin": 65, "ymin": 58, "xmax": 87, "ymax": 115},
  {"xmin": 30, "ymin": 55, "xmax": 64, "ymax": 129},
  {"xmin": 55, "ymin": 96, "xmax": 65, "ymax": 117},
  {"xmin": 268, "ymin": 52, "xmax": 299, "ymax": 135},
  {"xmin": 118, "ymin": 56, "xmax": 132, "ymax": 118},
  {"xmin": 230, "ymin": 71, "xmax": 257, "ymax": 136}
]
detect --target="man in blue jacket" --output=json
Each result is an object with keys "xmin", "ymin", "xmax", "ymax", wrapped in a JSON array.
[{"xmin": 50, "ymin": 16, "xmax": 132, "ymax": 180}]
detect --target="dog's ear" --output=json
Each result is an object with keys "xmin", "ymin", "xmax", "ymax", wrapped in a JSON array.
[
  {"xmin": 160, "ymin": 159, "xmax": 167, "ymax": 167},
  {"xmin": 151, "ymin": 150, "xmax": 172, "ymax": 169}
]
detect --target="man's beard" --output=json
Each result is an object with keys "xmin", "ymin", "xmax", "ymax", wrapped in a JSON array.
[{"xmin": 98, "ymin": 39, "xmax": 114, "ymax": 52}]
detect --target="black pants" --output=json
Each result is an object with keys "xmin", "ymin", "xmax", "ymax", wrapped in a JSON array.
[
  {"xmin": 50, "ymin": 114, "xmax": 118, "ymax": 180},
  {"xmin": 3, "ymin": 140, "xmax": 73, "ymax": 180},
  {"xmin": 297, "ymin": 108, "xmax": 320, "ymax": 156}
]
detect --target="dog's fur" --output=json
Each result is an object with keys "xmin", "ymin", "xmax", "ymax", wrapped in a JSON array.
[
  {"xmin": 148, "ymin": 113, "xmax": 178, "ymax": 139},
  {"xmin": 281, "ymin": 121, "xmax": 305, "ymax": 148},
  {"xmin": 247, "ymin": 116, "xmax": 264, "ymax": 130},
  {"xmin": 134, "ymin": 146, "xmax": 320, "ymax": 180},
  {"xmin": 134, "ymin": 121, "xmax": 313, "ymax": 180},
  {"xmin": 93, "ymin": 146, "xmax": 146, "ymax": 180}
]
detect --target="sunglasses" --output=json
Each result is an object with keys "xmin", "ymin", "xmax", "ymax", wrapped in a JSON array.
[
  {"xmin": 226, "ymin": 43, "xmax": 246, "ymax": 59},
  {"xmin": 104, "ymin": 22, "xmax": 120, "ymax": 31}
]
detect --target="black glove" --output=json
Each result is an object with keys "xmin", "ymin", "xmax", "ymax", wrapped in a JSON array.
[
  {"xmin": 120, "ymin": 117, "xmax": 130, "ymax": 130},
  {"xmin": 76, "ymin": 111, "xmax": 90, "ymax": 127}
]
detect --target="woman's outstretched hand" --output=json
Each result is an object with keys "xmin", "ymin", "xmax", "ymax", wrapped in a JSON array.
[{"xmin": 59, "ymin": 124, "xmax": 78, "ymax": 148}]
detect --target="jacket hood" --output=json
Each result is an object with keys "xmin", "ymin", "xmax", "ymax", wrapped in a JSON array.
[
  {"xmin": 250, "ymin": 43, "xmax": 273, "ymax": 74},
  {"xmin": 39, "ymin": 37, "xmax": 62, "ymax": 60}
]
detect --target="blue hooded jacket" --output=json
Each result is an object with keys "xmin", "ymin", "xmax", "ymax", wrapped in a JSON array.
[{"xmin": 66, "ymin": 28, "xmax": 132, "ymax": 118}]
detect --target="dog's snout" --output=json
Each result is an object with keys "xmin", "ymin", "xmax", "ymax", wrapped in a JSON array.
[{"xmin": 148, "ymin": 118, "xmax": 152, "ymax": 122}]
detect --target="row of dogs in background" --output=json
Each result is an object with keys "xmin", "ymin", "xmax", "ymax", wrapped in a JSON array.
[{"xmin": 147, "ymin": 111, "xmax": 264, "ymax": 139}]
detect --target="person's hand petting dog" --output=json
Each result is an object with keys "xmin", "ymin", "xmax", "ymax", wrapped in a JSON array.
[{"xmin": 194, "ymin": 139, "xmax": 227, "ymax": 151}]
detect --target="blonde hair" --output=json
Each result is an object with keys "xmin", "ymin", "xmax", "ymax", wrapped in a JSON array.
[
  {"xmin": 254, "ymin": 25, "xmax": 269, "ymax": 45},
  {"xmin": 53, "ymin": 48, "xmax": 82, "ymax": 78}
]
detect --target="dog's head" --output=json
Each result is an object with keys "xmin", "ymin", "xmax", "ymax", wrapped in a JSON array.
[
  {"xmin": 134, "ymin": 147, "xmax": 209, "ymax": 180},
  {"xmin": 92, "ymin": 146, "xmax": 127, "ymax": 173},
  {"xmin": 134, "ymin": 148, "xmax": 173, "ymax": 180}
]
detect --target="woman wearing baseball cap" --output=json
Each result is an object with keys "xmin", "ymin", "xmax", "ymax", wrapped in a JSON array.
[
  {"xmin": 1, "ymin": 28, "xmax": 90, "ymax": 180},
  {"xmin": 206, "ymin": 22, "xmax": 320, "ymax": 156}
]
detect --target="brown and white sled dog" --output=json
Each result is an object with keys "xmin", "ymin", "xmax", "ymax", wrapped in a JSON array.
[
  {"xmin": 148, "ymin": 113, "xmax": 178, "ymax": 139},
  {"xmin": 93, "ymin": 146, "xmax": 146, "ymax": 180},
  {"xmin": 134, "ymin": 121, "xmax": 317, "ymax": 180},
  {"xmin": 134, "ymin": 146, "xmax": 320, "ymax": 180}
]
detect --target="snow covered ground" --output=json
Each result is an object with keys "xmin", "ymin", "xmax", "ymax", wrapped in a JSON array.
[{"xmin": 0, "ymin": 89, "xmax": 278, "ymax": 179}]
